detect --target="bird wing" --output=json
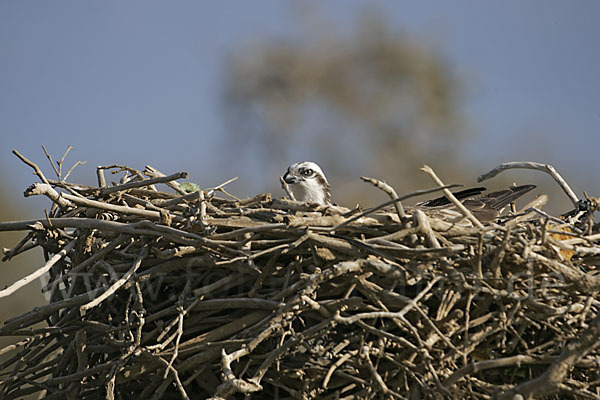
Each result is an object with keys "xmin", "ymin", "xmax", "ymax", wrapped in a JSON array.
[
  {"xmin": 476, "ymin": 184, "xmax": 536, "ymax": 212},
  {"xmin": 417, "ymin": 187, "xmax": 487, "ymax": 207},
  {"xmin": 413, "ymin": 184, "xmax": 536, "ymax": 223}
]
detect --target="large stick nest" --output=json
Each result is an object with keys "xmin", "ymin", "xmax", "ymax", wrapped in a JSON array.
[{"xmin": 1, "ymin": 161, "xmax": 600, "ymax": 400}]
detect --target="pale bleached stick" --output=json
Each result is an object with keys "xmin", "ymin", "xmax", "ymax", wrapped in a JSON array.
[
  {"xmin": 413, "ymin": 209, "xmax": 440, "ymax": 248},
  {"xmin": 421, "ymin": 165, "xmax": 484, "ymax": 229},
  {"xmin": 279, "ymin": 176, "xmax": 296, "ymax": 201},
  {"xmin": 24, "ymin": 182, "xmax": 73, "ymax": 209},
  {"xmin": 360, "ymin": 176, "xmax": 406, "ymax": 222},
  {"xmin": 504, "ymin": 194, "xmax": 549, "ymax": 229},
  {"xmin": 144, "ymin": 165, "xmax": 185, "ymax": 194},
  {"xmin": 209, "ymin": 176, "xmax": 239, "ymax": 192},
  {"xmin": 41, "ymin": 145, "xmax": 60, "ymax": 178},
  {"xmin": 56, "ymin": 145, "xmax": 74, "ymax": 178},
  {"xmin": 62, "ymin": 160, "xmax": 86, "ymax": 182},
  {"xmin": 13, "ymin": 149, "xmax": 50, "ymax": 184},
  {"xmin": 477, "ymin": 161, "xmax": 579, "ymax": 207},
  {"xmin": 207, "ymin": 176, "xmax": 240, "ymax": 200},
  {"xmin": 0, "ymin": 239, "xmax": 76, "ymax": 299},
  {"xmin": 80, "ymin": 244, "xmax": 149, "ymax": 313}
]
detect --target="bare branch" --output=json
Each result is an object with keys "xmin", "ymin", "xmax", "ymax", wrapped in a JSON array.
[
  {"xmin": 12, "ymin": 149, "xmax": 49, "ymax": 184},
  {"xmin": 41, "ymin": 145, "xmax": 60, "ymax": 178},
  {"xmin": 57, "ymin": 145, "xmax": 74, "ymax": 177},
  {"xmin": 100, "ymin": 171, "xmax": 188, "ymax": 196},
  {"xmin": 279, "ymin": 175, "xmax": 296, "ymax": 201},
  {"xmin": 421, "ymin": 164, "xmax": 484, "ymax": 229},
  {"xmin": 360, "ymin": 176, "xmax": 407, "ymax": 222},
  {"xmin": 477, "ymin": 161, "xmax": 579, "ymax": 206},
  {"xmin": 0, "ymin": 239, "xmax": 76, "ymax": 299}
]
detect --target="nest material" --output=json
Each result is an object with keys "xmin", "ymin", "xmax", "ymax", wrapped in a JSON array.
[{"xmin": 1, "ymin": 165, "xmax": 600, "ymax": 400}]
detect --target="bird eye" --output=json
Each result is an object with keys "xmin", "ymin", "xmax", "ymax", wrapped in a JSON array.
[{"xmin": 301, "ymin": 169, "xmax": 313, "ymax": 176}]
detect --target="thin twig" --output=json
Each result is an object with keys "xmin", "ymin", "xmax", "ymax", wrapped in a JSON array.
[
  {"xmin": 13, "ymin": 149, "xmax": 50, "ymax": 184},
  {"xmin": 100, "ymin": 171, "xmax": 188, "ymax": 196},
  {"xmin": 41, "ymin": 145, "xmax": 60, "ymax": 178},
  {"xmin": 62, "ymin": 160, "xmax": 87, "ymax": 182},
  {"xmin": 143, "ymin": 165, "xmax": 187, "ymax": 194},
  {"xmin": 0, "ymin": 240, "xmax": 76, "ymax": 299},
  {"xmin": 279, "ymin": 176, "xmax": 296, "ymax": 201},
  {"xmin": 57, "ymin": 145, "xmax": 74, "ymax": 177},
  {"xmin": 360, "ymin": 176, "xmax": 407, "ymax": 222},
  {"xmin": 208, "ymin": 176, "xmax": 239, "ymax": 192},
  {"xmin": 80, "ymin": 244, "xmax": 149, "ymax": 313},
  {"xmin": 421, "ymin": 165, "xmax": 484, "ymax": 229}
]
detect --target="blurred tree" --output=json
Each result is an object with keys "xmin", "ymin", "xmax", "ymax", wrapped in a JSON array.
[{"xmin": 222, "ymin": 12, "xmax": 472, "ymax": 205}]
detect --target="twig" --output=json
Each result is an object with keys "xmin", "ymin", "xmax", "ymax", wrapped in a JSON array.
[
  {"xmin": 163, "ymin": 306, "xmax": 185, "ymax": 379},
  {"xmin": 80, "ymin": 244, "xmax": 149, "ymax": 313},
  {"xmin": 421, "ymin": 165, "xmax": 484, "ymax": 229},
  {"xmin": 413, "ymin": 209, "xmax": 440, "ymax": 248},
  {"xmin": 0, "ymin": 240, "xmax": 76, "ymax": 299},
  {"xmin": 0, "ymin": 218, "xmax": 227, "ymax": 256},
  {"xmin": 360, "ymin": 176, "xmax": 407, "ymax": 222},
  {"xmin": 322, "ymin": 350, "xmax": 356, "ymax": 388},
  {"xmin": 44, "ymin": 234, "xmax": 131, "ymax": 291},
  {"xmin": 335, "ymin": 277, "xmax": 441, "ymax": 325},
  {"xmin": 100, "ymin": 171, "xmax": 188, "ymax": 196},
  {"xmin": 144, "ymin": 165, "xmax": 192, "ymax": 195},
  {"xmin": 2, "ymin": 232, "xmax": 35, "ymax": 262},
  {"xmin": 208, "ymin": 176, "xmax": 239, "ymax": 193},
  {"xmin": 279, "ymin": 176, "xmax": 296, "ymax": 201},
  {"xmin": 62, "ymin": 160, "xmax": 86, "ymax": 182},
  {"xmin": 13, "ymin": 149, "xmax": 49, "ymax": 184},
  {"xmin": 477, "ymin": 161, "xmax": 579, "ymax": 206},
  {"xmin": 96, "ymin": 166, "xmax": 107, "ymax": 187},
  {"xmin": 57, "ymin": 145, "xmax": 74, "ymax": 177},
  {"xmin": 210, "ymin": 349, "xmax": 262, "ymax": 398},
  {"xmin": 35, "ymin": 184, "xmax": 178, "ymax": 222},
  {"xmin": 360, "ymin": 345, "xmax": 405, "ymax": 399},
  {"xmin": 41, "ymin": 145, "xmax": 60, "ymax": 178},
  {"xmin": 23, "ymin": 183, "xmax": 73, "ymax": 209}
]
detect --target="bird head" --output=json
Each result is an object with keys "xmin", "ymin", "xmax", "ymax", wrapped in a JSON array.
[{"xmin": 283, "ymin": 161, "xmax": 331, "ymax": 205}]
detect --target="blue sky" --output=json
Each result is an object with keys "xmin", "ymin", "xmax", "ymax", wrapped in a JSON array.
[{"xmin": 1, "ymin": 0, "xmax": 599, "ymax": 214}]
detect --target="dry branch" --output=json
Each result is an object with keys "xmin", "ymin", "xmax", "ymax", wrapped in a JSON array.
[
  {"xmin": 477, "ymin": 161, "xmax": 580, "ymax": 206},
  {"xmin": 0, "ymin": 240, "xmax": 76, "ymax": 299}
]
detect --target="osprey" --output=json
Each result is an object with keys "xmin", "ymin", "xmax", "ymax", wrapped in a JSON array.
[
  {"xmin": 283, "ymin": 161, "xmax": 331, "ymax": 205},
  {"xmin": 282, "ymin": 161, "xmax": 536, "ymax": 222}
]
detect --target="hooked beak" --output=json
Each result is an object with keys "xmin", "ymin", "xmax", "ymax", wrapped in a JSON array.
[{"xmin": 283, "ymin": 172, "xmax": 298, "ymax": 184}]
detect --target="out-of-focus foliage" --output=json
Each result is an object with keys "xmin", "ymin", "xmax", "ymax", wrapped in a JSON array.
[
  {"xmin": 0, "ymin": 176, "xmax": 44, "ymax": 375},
  {"xmin": 222, "ymin": 13, "xmax": 471, "ymax": 205}
]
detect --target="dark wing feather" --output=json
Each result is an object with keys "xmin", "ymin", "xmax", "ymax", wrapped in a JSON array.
[
  {"xmin": 462, "ymin": 184, "xmax": 536, "ymax": 222},
  {"xmin": 479, "ymin": 184, "xmax": 536, "ymax": 211},
  {"xmin": 417, "ymin": 184, "xmax": 536, "ymax": 223},
  {"xmin": 418, "ymin": 187, "xmax": 487, "ymax": 207}
]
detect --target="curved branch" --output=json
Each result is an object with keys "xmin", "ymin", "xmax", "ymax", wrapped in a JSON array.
[{"xmin": 477, "ymin": 161, "xmax": 579, "ymax": 206}]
